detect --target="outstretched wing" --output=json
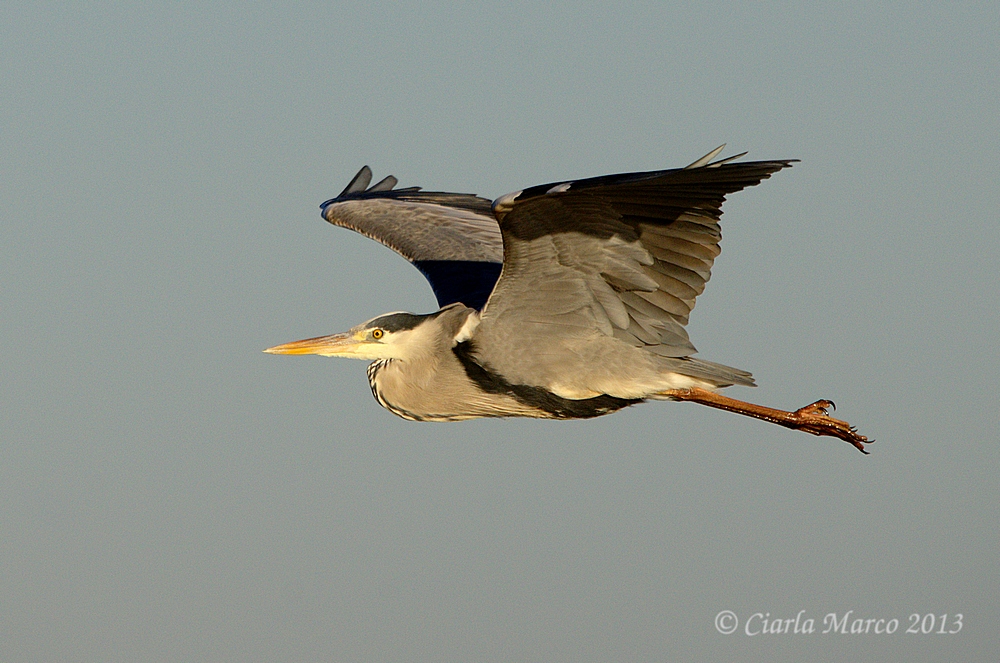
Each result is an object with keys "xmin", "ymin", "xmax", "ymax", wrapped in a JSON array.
[
  {"xmin": 320, "ymin": 166, "xmax": 503, "ymax": 310},
  {"xmin": 472, "ymin": 149, "xmax": 794, "ymax": 388}
]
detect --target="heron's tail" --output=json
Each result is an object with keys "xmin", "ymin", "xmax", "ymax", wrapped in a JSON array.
[{"xmin": 660, "ymin": 357, "xmax": 756, "ymax": 389}]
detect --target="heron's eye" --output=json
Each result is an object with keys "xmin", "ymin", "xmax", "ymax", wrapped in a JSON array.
[{"xmin": 371, "ymin": 329, "xmax": 384, "ymax": 340}]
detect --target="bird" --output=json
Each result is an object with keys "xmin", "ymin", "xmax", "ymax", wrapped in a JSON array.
[{"xmin": 265, "ymin": 146, "xmax": 870, "ymax": 453}]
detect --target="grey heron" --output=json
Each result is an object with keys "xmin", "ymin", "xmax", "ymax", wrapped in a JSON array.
[{"xmin": 266, "ymin": 147, "xmax": 870, "ymax": 453}]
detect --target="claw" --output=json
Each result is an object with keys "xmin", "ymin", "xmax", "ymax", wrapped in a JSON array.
[{"xmin": 791, "ymin": 400, "xmax": 870, "ymax": 453}]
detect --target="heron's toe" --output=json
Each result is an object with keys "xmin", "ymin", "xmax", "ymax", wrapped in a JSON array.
[
  {"xmin": 789, "ymin": 400, "xmax": 870, "ymax": 453},
  {"xmin": 795, "ymin": 400, "xmax": 834, "ymax": 417}
]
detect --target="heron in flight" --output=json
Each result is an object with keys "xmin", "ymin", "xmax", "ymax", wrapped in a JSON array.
[{"xmin": 266, "ymin": 147, "xmax": 870, "ymax": 453}]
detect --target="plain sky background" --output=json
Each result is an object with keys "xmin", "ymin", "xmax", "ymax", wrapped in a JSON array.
[{"xmin": 3, "ymin": 2, "xmax": 999, "ymax": 661}]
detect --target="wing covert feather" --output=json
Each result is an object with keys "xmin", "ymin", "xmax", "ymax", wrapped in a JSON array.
[
  {"xmin": 319, "ymin": 167, "xmax": 503, "ymax": 309},
  {"xmin": 472, "ymin": 155, "xmax": 793, "ymax": 391}
]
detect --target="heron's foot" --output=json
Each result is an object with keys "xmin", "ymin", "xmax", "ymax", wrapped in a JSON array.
[
  {"xmin": 789, "ymin": 400, "xmax": 871, "ymax": 454},
  {"xmin": 660, "ymin": 388, "xmax": 872, "ymax": 454}
]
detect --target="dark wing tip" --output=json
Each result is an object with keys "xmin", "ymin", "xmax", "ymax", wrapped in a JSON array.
[
  {"xmin": 498, "ymin": 150, "xmax": 798, "ymax": 211},
  {"xmin": 368, "ymin": 175, "xmax": 398, "ymax": 192},
  {"xmin": 322, "ymin": 168, "xmax": 491, "ymax": 216},
  {"xmin": 334, "ymin": 167, "xmax": 404, "ymax": 198},
  {"xmin": 322, "ymin": 167, "xmax": 416, "ymax": 209},
  {"xmin": 339, "ymin": 166, "xmax": 373, "ymax": 196}
]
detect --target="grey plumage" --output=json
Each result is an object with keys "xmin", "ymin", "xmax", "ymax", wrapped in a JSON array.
[
  {"xmin": 363, "ymin": 305, "xmax": 553, "ymax": 421},
  {"xmin": 320, "ymin": 167, "xmax": 500, "ymax": 263},
  {"xmin": 266, "ymin": 147, "xmax": 872, "ymax": 452},
  {"xmin": 474, "ymin": 157, "xmax": 794, "ymax": 397}
]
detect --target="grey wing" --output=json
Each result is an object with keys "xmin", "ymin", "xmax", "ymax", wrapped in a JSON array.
[
  {"xmin": 320, "ymin": 167, "xmax": 504, "ymax": 309},
  {"xmin": 472, "ymin": 150, "xmax": 795, "ymax": 393}
]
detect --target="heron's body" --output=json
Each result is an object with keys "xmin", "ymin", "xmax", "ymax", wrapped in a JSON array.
[
  {"xmin": 267, "ymin": 147, "xmax": 871, "ymax": 452},
  {"xmin": 378, "ymin": 307, "xmax": 761, "ymax": 418}
]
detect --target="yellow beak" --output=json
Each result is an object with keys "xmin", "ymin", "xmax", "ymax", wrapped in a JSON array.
[{"xmin": 264, "ymin": 332, "xmax": 359, "ymax": 357}]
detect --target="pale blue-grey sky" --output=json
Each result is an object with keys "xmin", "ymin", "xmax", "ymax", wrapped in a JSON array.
[{"xmin": 3, "ymin": 2, "xmax": 999, "ymax": 661}]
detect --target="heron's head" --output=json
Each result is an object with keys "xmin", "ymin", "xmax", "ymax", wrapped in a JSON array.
[{"xmin": 265, "ymin": 305, "xmax": 479, "ymax": 361}]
